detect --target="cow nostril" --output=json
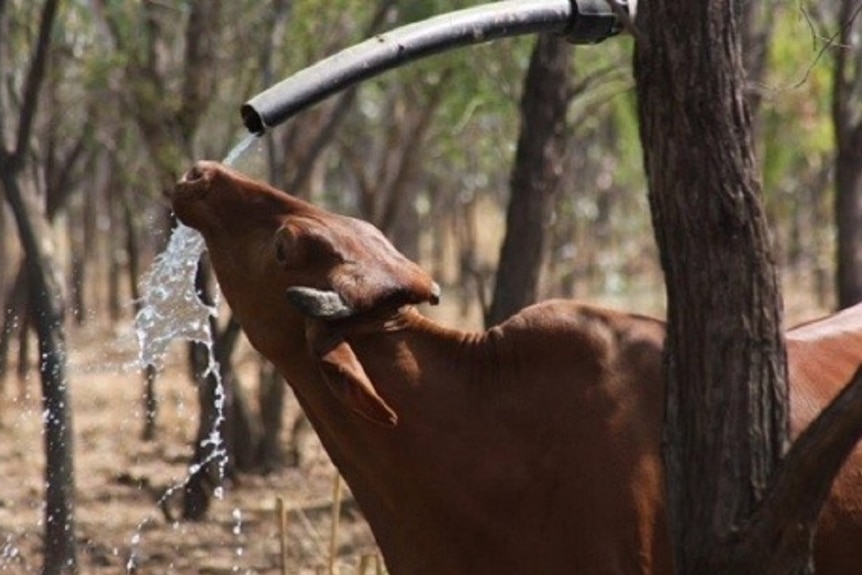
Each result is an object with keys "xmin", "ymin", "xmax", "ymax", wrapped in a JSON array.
[{"xmin": 184, "ymin": 164, "xmax": 204, "ymax": 182}]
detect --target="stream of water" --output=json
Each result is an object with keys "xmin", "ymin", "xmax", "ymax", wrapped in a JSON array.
[
  {"xmin": 135, "ymin": 133, "xmax": 260, "ymax": 368},
  {"xmin": 128, "ymin": 133, "xmax": 261, "ymax": 572}
]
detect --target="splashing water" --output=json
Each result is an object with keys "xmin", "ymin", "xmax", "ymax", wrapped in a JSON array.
[
  {"xmin": 135, "ymin": 223, "xmax": 215, "ymax": 368},
  {"xmin": 124, "ymin": 446, "xmax": 228, "ymax": 572},
  {"xmin": 134, "ymin": 133, "xmax": 261, "ymax": 369}
]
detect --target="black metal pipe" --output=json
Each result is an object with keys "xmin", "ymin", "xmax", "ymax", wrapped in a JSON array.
[{"xmin": 241, "ymin": 0, "xmax": 625, "ymax": 134}]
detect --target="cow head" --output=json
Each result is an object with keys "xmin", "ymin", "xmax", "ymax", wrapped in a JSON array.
[{"xmin": 169, "ymin": 160, "xmax": 440, "ymax": 426}]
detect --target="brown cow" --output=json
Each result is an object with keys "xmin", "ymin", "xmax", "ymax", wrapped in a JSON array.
[
  {"xmin": 786, "ymin": 307, "xmax": 862, "ymax": 573},
  {"xmin": 169, "ymin": 161, "xmax": 862, "ymax": 575}
]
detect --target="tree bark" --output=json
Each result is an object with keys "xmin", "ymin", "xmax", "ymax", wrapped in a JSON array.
[
  {"xmin": 634, "ymin": 1, "xmax": 788, "ymax": 573},
  {"xmin": 486, "ymin": 34, "xmax": 572, "ymax": 327}
]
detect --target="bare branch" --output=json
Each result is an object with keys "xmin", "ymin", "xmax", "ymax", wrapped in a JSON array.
[{"xmin": 747, "ymin": 1, "xmax": 858, "ymax": 99}]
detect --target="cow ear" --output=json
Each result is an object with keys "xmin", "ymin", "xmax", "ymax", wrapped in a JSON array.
[{"xmin": 307, "ymin": 323, "xmax": 398, "ymax": 426}]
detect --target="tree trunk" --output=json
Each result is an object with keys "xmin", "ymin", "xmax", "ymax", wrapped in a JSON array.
[
  {"xmin": 835, "ymin": 146, "xmax": 862, "ymax": 307},
  {"xmin": 0, "ymin": 263, "xmax": 26, "ymax": 381},
  {"xmin": 182, "ymin": 271, "xmax": 256, "ymax": 519},
  {"xmin": 634, "ymin": 1, "xmax": 789, "ymax": 573},
  {"xmin": 0, "ymin": 196, "xmax": 7, "ymax": 301},
  {"xmin": 486, "ymin": 34, "xmax": 572, "ymax": 327},
  {"xmin": 256, "ymin": 361, "xmax": 285, "ymax": 472},
  {"xmin": 739, "ymin": 0, "xmax": 776, "ymax": 118},
  {"xmin": 106, "ymin": 150, "xmax": 127, "ymax": 323},
  {"xmin": 118, "ymin": 186, "xmax": 161, "ymax": 441},
  {"xmin": 832, "ymin": 0, "xmax": 862, "ymax": 308},
  {"xmin": 1, "ymin": 172, "xmax": 77, "ymax": 575},
  {"xmin": 183, "ymin": 266, "xmax": 230, "ymax": 520},
  {"xmin": 16, "ymin": 294, "xmax": 32, "ymax": 386}
]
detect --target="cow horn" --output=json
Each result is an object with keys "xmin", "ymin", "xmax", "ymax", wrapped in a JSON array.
[{"xmin": 286, "ymin": 286, "xmax": 355, "ymax": 320}]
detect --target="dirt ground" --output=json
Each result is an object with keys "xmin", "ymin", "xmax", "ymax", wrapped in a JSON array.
[{"xmin": 0, "ymin": 321, "xmax": 379, "ymax": 575}]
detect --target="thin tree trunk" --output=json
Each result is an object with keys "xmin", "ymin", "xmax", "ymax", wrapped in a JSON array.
[
  {"xmin": 0, "ymin": 262, "xmax": 26, "ymax": 382},
  {"xmin": 256, "ymin": 361, "xmax": 285, "ymax": 471},
  {"xmin": 1, "ymin": 171, "xmax": 76, "ymax": 575},
  {"xmin": 119, "ymin": 187, "xmax": 161, "ymax": 440},
  {"xmin": 832, "ymin": 0, "xmax": 862, "ymax": 308},
  {"xmin": 0, "ymin": 191, "xmax": 8, "ymax": 307},
  {"xmin": 835, "ymin": 148, "xmax": 862, "ymax": 307},
  {"xmin": 182, "ymin": 269, "xmax": 255, "ymax": 519},
  {"xmin": 486, "ymin": 34, "xmax": 573, "ymax": 327},
  {"xmin": 739, "ymin": 0, "xmax": 776, "ymax": 118},
  {"xmin": 16, "ymin": 303, "xmax": 31, "ymax": 385},
  {"xmin": 108, "ymin": 181, "xmax": 122, "ymax": 322}
]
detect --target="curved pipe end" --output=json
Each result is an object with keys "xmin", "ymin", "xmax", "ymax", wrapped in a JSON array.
[
  {"xmin": 241, "ymin": 103, "xmax": 266, "ymax": 136},
  {"xmin": 239, "ymin": 0, "xmax": 630, "ymax": 135}
]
